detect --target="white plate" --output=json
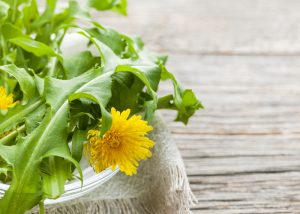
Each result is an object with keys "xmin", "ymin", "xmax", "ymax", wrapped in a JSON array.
[{"xmin": 0, "ymin": 157, "xmax": 119, "ymax": 205}]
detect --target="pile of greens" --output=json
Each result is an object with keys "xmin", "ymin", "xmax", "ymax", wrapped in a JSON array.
[{"xmin": 0, "ymin": 0, "xmax": 202, "ymax": 213}]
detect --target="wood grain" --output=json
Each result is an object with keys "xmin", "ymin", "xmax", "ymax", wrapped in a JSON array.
[
  {"xmin": 101, "ymin": 0, "xmax": 300, "ymax": 214},
  {"xmin": 156, "ymin": 54, "xmax": 300, "ymax": 213},
  {"xmin": 96, "ymin": 0, "xmax": 300, "ymax": 55},
  {"xmin": 81, "ymin": 0, "xmax": 300, "ymax": 212}
]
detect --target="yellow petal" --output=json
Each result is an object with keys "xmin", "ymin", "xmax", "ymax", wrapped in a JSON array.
[{"xmin": 86, "ymin": 107, "xmax": 155, "ymax": 176}]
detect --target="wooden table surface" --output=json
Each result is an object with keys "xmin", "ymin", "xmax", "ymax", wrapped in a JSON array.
[{"xmin": 95, "ymin": 0, "xmax": 300, "ymax": 213}]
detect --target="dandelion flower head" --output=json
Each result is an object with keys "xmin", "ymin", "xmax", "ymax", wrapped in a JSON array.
[{"xmin": 85, "ymin": 108, "xmax": 155, "ymax": 176}]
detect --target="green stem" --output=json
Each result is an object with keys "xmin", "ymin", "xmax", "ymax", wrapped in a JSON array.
[
  {"xmin": 46, "ymin": 29, "xmax": 66, "ymax": 77},
  {"xmin": 47, "ymin": 57, "xmax": 58, "ymax": 77},
  {"xmin": 0, "ymin": 33, "xmax": 8, "ymax": 87},
  {"xmin": 39, "ymin": 201, "xmax": 45, "ymax": 214},
  {"xmin": 11, "ymin": 0, "xmax": 18, "ymax": 23},
  {"xmin": 0, "ymin": 125, "xmax": 25, "ymax": 145},
  {"xmin": 0, "ymin": 34, "xmax": 6, "ymax": 60},
  {"xmin": 0, "ymin": 100, "xmax": 43, "ymax": 133}
]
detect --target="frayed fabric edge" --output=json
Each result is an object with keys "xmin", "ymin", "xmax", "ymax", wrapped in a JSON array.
[{"xmin": 27, "ymin": 115, "xmax": 197, "ymax": 214}]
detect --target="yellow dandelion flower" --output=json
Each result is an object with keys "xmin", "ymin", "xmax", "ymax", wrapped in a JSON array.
[
  {"xmin": 0, "ymin": 86, "xmax": 18, "ymax": 110},
  {"xmin": 85, "ymin": 107, "xmax": 155, "ymax": 176}
]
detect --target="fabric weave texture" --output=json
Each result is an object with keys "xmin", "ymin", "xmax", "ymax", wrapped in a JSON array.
[{"xmin": 28, "ymin": 116, "xmax": 196, "ymax": 214}]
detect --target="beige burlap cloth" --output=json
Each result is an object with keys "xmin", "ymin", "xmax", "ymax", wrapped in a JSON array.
[{"xmin": 29, "ymin": 116, "xmax": 196, "ymax": 213}]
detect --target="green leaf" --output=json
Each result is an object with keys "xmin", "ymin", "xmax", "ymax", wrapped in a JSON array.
[
  {"xmin": 0, "ymin": 64, "xmax": 37, "ymax": 103},
  {"xmin": 34, "ymin": 73, "xmax": 45, "ymax": 96},
  {"xmin": 0, "ymin": 108, "xmax": 81, "ymax": 213},
  {"xmin": 0, "ymin": 100, "xmax": 42, "ymax": 134},
  {"xmin": 175, "ymin": 89, "xmax": 202, "ymax": 124},
  {"xmin": 44, "ymin": 67, "xmax": 113, "ymax": 132},
  {"xmin": 157, "ymin": 94, "xmax": 175, "ymax": 109},
  {"xmin": 0, "ymin": 165, "xmax": 11, "ymax": 178},
  {"xmin": 78, "ymin": 30, "xmax": 123, "ymax": 71},
  {"xmin": 45, "ymin": 68, "xmax": 102, "ymax": 108},
  {"xmin": 63, "ymin": 51, "xmax": 100, "ymax": 79},
  {"xmin": 0, "ymin": 145, "xmax": 16, "ymax": 165},
  {"xmin": 68, "ymin": 0, "xmax": 90, "ymax": 20},
  {"xmin": 115, "ymin": 64, "xmax": 160, "ymax": 120},
  {"xmin": 42, "ymin": 156, "xmax": 71, "ymax": 199},
  {"xmin": 32, "ymin": 0, "xmax": 57, "ymax": 27},
  {"xmin": 25, "ymin": 103, "xmax": 47, "ymax": 134},
  {"xmin": 21, "ymin": 0, "xmax": 39, "ymax": 31},
  {"xmin": 1, "ymin": 0, "xmax": 31, "ymax": 7},
  {"xmin": 68, "ymin": 71, "xmax": 113, "ymax": 133},
  {"xmin": 86, "ymin": 24, "xmax": 127, "ymax": 57},
  {"xmin": 71, "ymin": 128, "xmax": 86, "ymax": 163},
  {"xmin": 109, "ymin": 72, "xmax": 144, "ymax": 111},
  {"xmin": 9, "ymin": 37, "xmax": 62, "ymax": 61},
  {"xmin": 0, "ymin": 1, "xmax": 9, "ymax": 23},
  {"xmin": 1, "ymin": 23, "xmax": 30, "ymax": 40},
  {"xmin": 0, "ymin": 0, "xmax": 202, "ymax": 212},
  {"xmin": 116, "ymin": 65, "xmax": 160, "ymax": 94},
  {"xmin": 88, "ymin": 0, "xmax": 127, "ymax": 15},
  {"xmin": 87, "ymin": 23, "xmax": 142, "ymax": 59},
  {"xmin": 2, "ymin": 50, "xmax": 17, "ymax": 64},
  {"xmin": 160, "ymin": 66, "xmax": 203, "ymax": 124}
]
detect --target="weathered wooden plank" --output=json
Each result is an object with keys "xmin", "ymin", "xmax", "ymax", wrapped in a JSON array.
[
  {"xmin": 184, "ymin": 156, "xmax": 300, "ymax": 176},
  {"xmin": 189, "ymin": 172, "xmax": 300, "ymax": 213},
  {"xmin": 94, "ymin": 0, "xmax": 300, "ymax": 55},
  {"xmin": 175, "ymin": 136, "xmax": 300, "ymax": 158},
  {"xmin": 159, "ymin": 54, "xmax": 300, "ymax": 134},
  {"xmin": 163, "ymin": 54, "xmax": 300, "ymax": 86},
  {"xmin": 157, "ymin": 53, "xmax": 300, "ymax": 212}
]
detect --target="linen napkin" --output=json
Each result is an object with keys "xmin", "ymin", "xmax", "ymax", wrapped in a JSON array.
[{"xmin": 28, "ymin": 116, "xmax": 196, "ymax": 214}]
